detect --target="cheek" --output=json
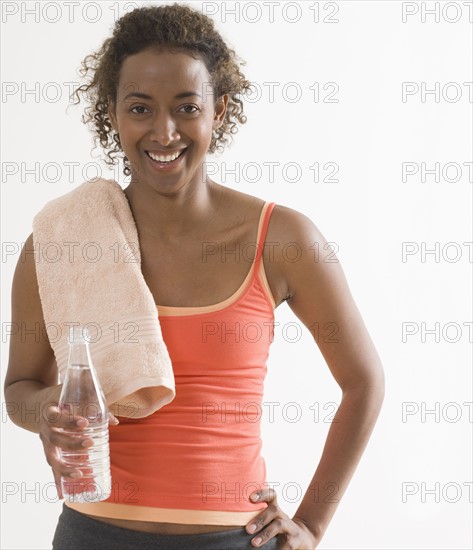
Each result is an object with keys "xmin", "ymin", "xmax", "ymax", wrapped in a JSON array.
[
  {"xmin": 193, "ymin": 119, "xmax": 215, "ymax": 147},
  {"xmin": 116, "ymin": 122, "xmax": 141, "ymax": 150}
]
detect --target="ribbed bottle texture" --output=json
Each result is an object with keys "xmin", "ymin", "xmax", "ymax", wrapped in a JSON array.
[{"xmin": 58, "ymin": 326, "xmax": 111, "ymax": 503}]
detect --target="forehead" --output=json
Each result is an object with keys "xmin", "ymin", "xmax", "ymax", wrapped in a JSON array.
[{"xmin": 116, "ymin": 48, "xmax": 210, "ymax": 98}]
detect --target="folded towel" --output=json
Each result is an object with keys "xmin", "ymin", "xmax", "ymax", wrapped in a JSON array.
[{"xmin": 32, "ymin": 177, "xmax": 176, "ymax": 419}]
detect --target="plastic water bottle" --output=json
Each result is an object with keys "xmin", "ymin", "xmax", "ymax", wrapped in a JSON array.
[{"xmin": 58, "ymin": 326, "xmax": 111, "ymax": 503}]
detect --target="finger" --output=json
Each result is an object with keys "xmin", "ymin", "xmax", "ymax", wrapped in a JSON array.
[
  {"xmin": 49, "ymin": 427, "xmax": 93, "ymax": 451},
  {"xmin": 49, "ymin": 444, "xmax": 85, "ymax": 481},
  {"xmin": 46, "ymin": 405, "xmax": 88, "ymax": 432},
  {"xmin": 250, "ymin": 487, "xmax": 278, "ymax": 504},
  {"xmin": 108, "ymin": 412, "xmax": 119, "ymax": 425},
  {"xmin": 44, "ymin": 405, "xmax": 62, "ymax": 426},
  {"xmin": 246, "ymin": 488, "xmax": 280, "ymax": 536},
  {"xmin": 250, "ymin": 516, "xmax": 303, "ymax": 549},
  {"xmin": 246, "ymin": 504, "xmax": 277, "ymax": 536},
  {"xmin": 52, "ymin": 465, "xmax": 84, "ymax": 501},
  {"xmin": 48, "ymin": 448, "xmax": 82, "ymax": 499},
  {"xmin": 249, "ymin": 517, "xmax": 286, "ymax": 548}
]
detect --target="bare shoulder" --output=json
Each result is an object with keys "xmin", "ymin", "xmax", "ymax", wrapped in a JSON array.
[
  {"xmin": 218, "ymin": 187, "xmax": 327, "ymax": 308},
  {"xmin": 264, "ymin": 203, "xmax": 328, "ymax": 303},
  {"xmin": 220, "ymin": 189, "xmax": 319, "ymax": 243},
  {"xmin": 266, "ymin": 203, "xmax": 321, "ymax": 247},
  {"xmin": 217, "ymin": 186, "xmax": 317, "ymax": 234}
]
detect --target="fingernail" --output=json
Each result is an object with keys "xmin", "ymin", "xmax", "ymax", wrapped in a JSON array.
[
  {"xmin": 253, "ymin": 537, "xmax": 262, "ymax": 545},
  {"xmin": 251, "ymin": 493, "xmax": 260, "ymax": 501},
  {"xmin": 76, "ymin": 419, "xmax": 87, "ymax": 427},
  {"xmin": 70, "ymin": 471, "xmax": 82, "ymax": 478},
  {"xmin": 248, "ymin": 524, "xmax": 256, "ymax": 533}
]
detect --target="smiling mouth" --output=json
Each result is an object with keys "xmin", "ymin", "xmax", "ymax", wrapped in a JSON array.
[{"xmin": 145, "ymin": 149, "xmax": 187, "ymax": 164}]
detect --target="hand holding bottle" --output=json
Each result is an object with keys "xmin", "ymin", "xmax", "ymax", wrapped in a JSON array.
[
  {"xmin": 39, "ymin": 398, "xmax": 118, "ymax": 500},
  {"xmin": 39, "ymin": 326, "xmax": 118, "ymax": 501}
]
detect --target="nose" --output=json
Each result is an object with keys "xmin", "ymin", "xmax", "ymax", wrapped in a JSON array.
[{"xmin": 149, "ymin": 111, "xmax": 181, "ymax": 146}]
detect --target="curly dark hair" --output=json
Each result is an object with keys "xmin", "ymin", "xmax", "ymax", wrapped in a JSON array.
[{"xmin": 72, "ymin": 2, "xmax": 252, "ymax": 176}]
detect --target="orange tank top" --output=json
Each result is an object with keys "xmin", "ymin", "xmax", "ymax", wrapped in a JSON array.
[{"xmin": 66, "ymin": 201, "xmax": 277, "ymax": 525}]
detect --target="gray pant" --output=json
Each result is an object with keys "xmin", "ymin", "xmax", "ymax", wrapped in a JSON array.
[{"xmin": 52, "ymin": 503, "xmax": 281, "ymax": 549}]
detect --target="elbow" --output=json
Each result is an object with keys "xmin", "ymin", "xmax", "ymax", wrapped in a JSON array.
[
  {"xmin": 367, "ymin": 361, "xmax": 385, "ymax": 400},
  {"xmin": 342, "ymin": 362, "xmax": 385, "ymax": 406},
  {"xmin": 373, "ymin": 361, "xmax": 386, "ymax": 402},
  {"xmin": 3, "ymin": 383, "xmax": 18, "ymax": 424}
]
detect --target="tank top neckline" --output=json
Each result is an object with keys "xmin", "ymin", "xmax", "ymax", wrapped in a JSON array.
[{"xmin": 155, "ymin": 201, "xmax": 275, "ymax": 316}]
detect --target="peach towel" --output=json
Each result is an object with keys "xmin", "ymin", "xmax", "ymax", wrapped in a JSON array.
[{"xmin": 32, "ymin": 177, "xmax": 175, "ymax": 418}]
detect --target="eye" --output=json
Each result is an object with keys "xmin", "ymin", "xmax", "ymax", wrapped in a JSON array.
[
  {"xmin": 179, "ymin": 104, "xmax": 199, "ymax": 114},
  {"xmin": 129, "ymin": 105, "xmax": 149, "ymax": 114}
]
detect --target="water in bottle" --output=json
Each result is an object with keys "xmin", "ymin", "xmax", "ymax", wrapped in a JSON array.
[{"xmin": 57, "ymin": 326, "xmax": 111, "ymax": 503}]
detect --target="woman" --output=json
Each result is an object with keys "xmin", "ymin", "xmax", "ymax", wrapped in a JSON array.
[{"xmin": 4, "ymin": 4, "xmax": 385, "ymax": 549}]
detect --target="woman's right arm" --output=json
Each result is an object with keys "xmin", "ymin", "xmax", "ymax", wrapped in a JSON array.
[
  {"xmin": 4, "ymin": 233, "xmax": 97, "ymax": 498},
  {"xmin": 4, "ymin": 232, "xmax": 62, "ymax": 433}
]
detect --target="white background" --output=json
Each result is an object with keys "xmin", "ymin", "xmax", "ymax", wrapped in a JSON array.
[{"xmin": 1, "ymin": 1, "xmax": 472, "ymax": 549}]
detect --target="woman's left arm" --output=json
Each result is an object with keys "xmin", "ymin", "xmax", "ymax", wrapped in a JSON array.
[{"xmin": 246, "ymin": 206, "xmax": 385, "ymax": 549}]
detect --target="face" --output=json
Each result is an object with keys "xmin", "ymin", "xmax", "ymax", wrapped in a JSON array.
[{"xmin": 108, "ymin": 47, "xmax": 228, "ymax": 190}]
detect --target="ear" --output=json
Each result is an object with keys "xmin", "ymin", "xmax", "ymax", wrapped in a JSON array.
[
  {"xmin": 212, "ymin": 94, "xmax": 229, "ymax": 131},
  {"xmin": 108, "ymin": 96, "xmax": 118, "ymax": 132}
]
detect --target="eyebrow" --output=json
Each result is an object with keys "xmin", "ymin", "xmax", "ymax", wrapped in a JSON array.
[{"xmin": 123, "ymin": 91, "xmax": 202, "ymax": 101}]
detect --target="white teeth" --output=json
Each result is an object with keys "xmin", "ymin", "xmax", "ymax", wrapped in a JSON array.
[{"xmin": 147, "ymin": 150, "xmax": 184, "ymax": 163}]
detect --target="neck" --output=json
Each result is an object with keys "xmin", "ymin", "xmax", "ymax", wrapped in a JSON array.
[{"xmin": 122, "ymin": 175, "xmax": 223, "ymax": 243}]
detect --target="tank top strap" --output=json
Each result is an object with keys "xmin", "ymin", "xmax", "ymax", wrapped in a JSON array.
[{"xmin": 253, "ymin": 201, "xmax": 276, "ymax": 270}]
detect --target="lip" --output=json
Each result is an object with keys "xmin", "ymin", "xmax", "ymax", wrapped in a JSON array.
[{"xmin": 145, "ymin": 148, "xmax": 187, "ymax": 171}]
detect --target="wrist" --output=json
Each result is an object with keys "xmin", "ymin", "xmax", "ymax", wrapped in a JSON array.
[{"xmin": 292, "ymin": 515, "xmax": 323, "ymax": 546}]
